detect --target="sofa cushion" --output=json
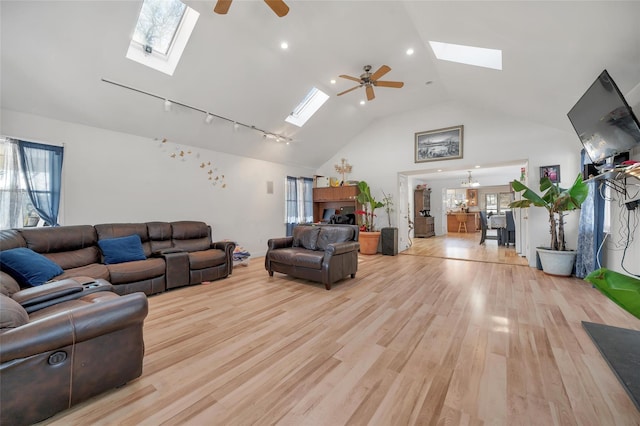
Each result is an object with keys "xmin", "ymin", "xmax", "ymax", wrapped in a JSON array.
[
  {"xmin": 292, "ymin": 227, "xmax": 320, "ymax": 250},
  {"xmin": 19, "ymin": 225, "xmax": 97, "ymax": 254},
  {"xmin": 0, "ymin": 294, "xmax": 29, "ymax": 328},
  {"xmin": 0, "ymin": 273, "xmax": 21, "ymax": 297},
  {"xmin": 98, "ymin": 235, "xmax": 147, "ymax": 265},
  {"xmin": 56, "ymin": 263, "xmax": 110, "ymax": 281},
  {"xmin": 45, "ymin": 246, "xmax": 102, "ymax": 270},
  {"xmin": 268, "ymin": 247, "xmax": 323, "ymax": 270},
  {"xmin": 188, "ymin": 249, "xmax": 226, "ymax": 270},
  {"xmin": 171, "ymin": 221, "xmax": 211, "ymax": 252},
  {"xmin": 316, "ymin": 226, "xmax": 354, "ymax": 251},
  {"xmin": 105, "ymin": 258, "xmax": 165, "ymax": 285},
  {"xmin": 0, "ymin": 247, "xmax": 64, "ymax": 287}
]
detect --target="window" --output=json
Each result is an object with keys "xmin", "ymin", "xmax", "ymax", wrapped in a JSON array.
[
  {"xmin": 485, "ymin": 192, "xmax": 513, "ymax": 214},
  {"xmin": 285, "ymin": 87, "xmax": 330, "ymax": 127},
  {"xmin": 0, "ymin": 138, "xmax": 64, "ymax": 230},
  {"xmin": 429, "ymin": 41, "xmax": 502, "ymax": 71},
  {"xmin": 285, "ymin": 177, "xmax": 313, "ymax": 235},
  {"xmin": 126, "ymin": 0, "xmax": 199, "ymax": 76}
]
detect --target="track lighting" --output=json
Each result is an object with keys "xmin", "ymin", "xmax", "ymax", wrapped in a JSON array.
[{"xmin": 101, "ymin": 78, "xmax": 293, "ymax": 143}]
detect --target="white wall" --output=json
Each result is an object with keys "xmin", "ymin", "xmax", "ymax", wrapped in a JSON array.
[
  {"xmin": 315, "ymin": 101, "xmax": 583, "ymax": 267},
  {"xmin": 2, "ymin": 109, "xmax": 315, "ymax": 257}
]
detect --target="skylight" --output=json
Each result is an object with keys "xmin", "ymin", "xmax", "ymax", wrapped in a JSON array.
[
  {"xmin": 126, "ymin": 0, "xmax": 199, "ymax": 76},
  {"xmin": 285, "ymin": 87, "xmax": 330, "ymax": 127},
  {"xmin": 429, "ymin": 41, "xmax": 502, "ymax": 70}
]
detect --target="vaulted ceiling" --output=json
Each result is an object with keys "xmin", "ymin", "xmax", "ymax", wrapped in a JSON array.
[{"xmin": 2, "ymin": 1, "xmax": 639, "ymax": 170}]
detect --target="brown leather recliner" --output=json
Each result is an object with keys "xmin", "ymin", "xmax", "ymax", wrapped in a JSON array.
[
  {"xmin": 265, "ymin": 224, "xmax": 360, "ymax": 290},
  {"xmin": 0, "ymin": 278, "xmax": 148, "ymax": 426}
]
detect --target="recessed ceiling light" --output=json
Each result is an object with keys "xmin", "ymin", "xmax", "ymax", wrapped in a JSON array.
[
  {"xmin": 280, "ymin": 41, "xmax": 288, "ymax": 50},
  {"xmin": 330, "ymin": 79, "xmax": 336, "ymax": 84},
  {"xmin": 360, "ymin": 100, "xmax": 365, "ymax": 105},
  {"xmin": 475, "ymin": 165, "xmax": 481, "ymax": 168},
  {"xmin": 406, "ymin": 48, "xmax": 414, "ymax": 56},
  {"xmin": 437, "ymin": 169, "xmax": 443, "ymax": 172}
]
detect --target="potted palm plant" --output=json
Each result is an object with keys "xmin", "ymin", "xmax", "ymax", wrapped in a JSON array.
[
  {"xmin": 510, "ymin": 173, "xmax": 589, "ymax": 276},
  {"xmin": 355, "ymin": 180, "xmax": 385, "ymax": 254}
]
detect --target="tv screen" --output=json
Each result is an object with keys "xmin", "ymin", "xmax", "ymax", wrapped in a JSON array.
[{"xmin": 567, "ymin": 69, "xmax": 640, "ymax": 165}]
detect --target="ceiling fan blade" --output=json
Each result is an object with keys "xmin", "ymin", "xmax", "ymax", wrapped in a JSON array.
[
  {"xmin": 337, "ymin": 85, "xmax": 362, "ymax": 96},
  {"xmin": 366, "ymin": 85, "xmax": 375, "ymax": 101},
  {"xmin": 214, "ymin": 0, "xmax": 232, "ymax": 14},
  {"xmin": 370, "ymin": 65, "xmax": 391, "ymax": 81},
  {"xmin": 264, "ymin": 0, "xmax": 289, "ymax": 17},
  {"xmin": 339, "ymin": 74, "xmax": 362, "ymax": 83},
  {"xmin": 374, "ymin": 80, "xmax": 404, "ymax": 88}
]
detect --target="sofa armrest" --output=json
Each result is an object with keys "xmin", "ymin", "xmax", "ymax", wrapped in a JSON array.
[
  {"xmin": 12, "ymin": 279, "xmax": 85, "ymax": 308},
  {"xmin": 267, "ymin": 237, "xmax": 294, "ymax": 250},
  {"xmin": 151, "ymin": 248, "xmax": 185, "ymax": 256},
  {"xmin": 212, "ymin": 241, "xmax": 236, "ymax": 275},
  {"xmin": 0, "ymin": 292, "xmax": 148, "ymax": 363},
  {"xmin": 325, "ymin": 241, "xmax": 360, "ymax": 256}
]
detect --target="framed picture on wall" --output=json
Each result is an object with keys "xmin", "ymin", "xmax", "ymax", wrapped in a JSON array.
[
  {"xmin": 414, "ymin": 125, "xmax": 464, "ymax": 163},
  {"xmin": 540, "ymin": 165, "xmax": 560, "ymax": 183}
]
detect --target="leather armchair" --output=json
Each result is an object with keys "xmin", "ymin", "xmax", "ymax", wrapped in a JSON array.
[
  {"xmin": 0, "ymin": 280, "xmax": 148, "ymax": 426},
  {"xmin": 265, "ymin": 224, "xmax": 360, "ymax": 290}
]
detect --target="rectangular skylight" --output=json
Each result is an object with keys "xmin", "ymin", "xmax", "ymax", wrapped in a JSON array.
[
  {"xmin": 126, "ymin": 0, "xmax": 199, "ymax": 76},
  {"xmin": 429, "ymin": 41, "xmax": 502, "ymax": 70},
  {"xmin": 285, "ymin": 87, "xmax": 330, "ymax": 127}
]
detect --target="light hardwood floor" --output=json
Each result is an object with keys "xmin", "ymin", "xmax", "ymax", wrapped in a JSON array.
[{"xmin": 42, "ymin": 235, "xmax": 640, "ymax": 425}]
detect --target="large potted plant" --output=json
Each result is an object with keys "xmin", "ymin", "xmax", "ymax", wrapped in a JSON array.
[
  {"xmin": 355, "ymin": 180, "xmax": 385, "ymax": 255},
  {"xmin": 510, "ymin": 173, "xmax": 589, "ymax": 276}
]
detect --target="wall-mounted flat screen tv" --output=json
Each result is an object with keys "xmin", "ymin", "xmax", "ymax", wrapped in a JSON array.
[{"xmin": 567, "ymin": 69, "xmax": 640, "ymax": 165}]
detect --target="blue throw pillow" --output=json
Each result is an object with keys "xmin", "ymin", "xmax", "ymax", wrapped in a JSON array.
[
  {"xmin": 98, "ymin": 234, "xmax": 147, "ymax": 265},
  {"xmin": 0, "ymin": 247, "xmax": 64, "ymax": 287}
]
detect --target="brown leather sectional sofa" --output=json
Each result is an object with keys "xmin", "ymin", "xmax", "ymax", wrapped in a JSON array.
[
  {"xmin": 0, "ymin": 221, "xmax": 235, "ymax": 296},
  {"xmin": 1, "ymin": 277, "xmax": 148, "ymax": 426},
  {"xmin": 265, "ymin": 224, "xmax": 360, "ymax": 290}
]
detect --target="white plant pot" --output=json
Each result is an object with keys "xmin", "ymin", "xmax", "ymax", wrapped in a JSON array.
[{"xmin": 536, "ymin": 248, "xmax": 577, "ymax": 276}]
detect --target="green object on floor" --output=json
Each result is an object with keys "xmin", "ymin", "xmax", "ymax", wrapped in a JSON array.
[{"xmin": 585, "ymin": 268, "xmax": 640, "ymax": 320}]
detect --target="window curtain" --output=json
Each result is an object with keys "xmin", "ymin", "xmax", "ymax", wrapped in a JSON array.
[
  {"xmin": 575, "ymin": 150, "xmax": 605, "ymax": 278},
  {"xmin": 17, "ymin": 140, "xmax": 64, "ymax": 226},
  {"xmin": 0, "ymin": 138, "xmax": 25, "ymax": 229},
  {"xmin": 285, "ymin": 176, "xmax": 313, "ymax": 236}
]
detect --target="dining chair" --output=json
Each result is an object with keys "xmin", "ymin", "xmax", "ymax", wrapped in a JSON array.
[
  {"xmin": 479, "ymin": 211, "xmax": 498, "ymax": 244},
  {"xmin": 504, "ymin": 210, "xmax": 516, "ymax": 246}
]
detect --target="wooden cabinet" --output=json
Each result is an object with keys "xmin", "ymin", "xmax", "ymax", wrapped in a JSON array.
[
  {"xmin": 313, "ymin": 186, "xmax": 360, "ymax": 222},
  {"xmin": 414, "ymin": 189, "xmax": 435, "ymax": 238}
]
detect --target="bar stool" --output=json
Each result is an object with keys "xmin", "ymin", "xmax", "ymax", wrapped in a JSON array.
[{"xmin": 456, "ymin": 213, "xmax": 468, "ymax": 233}]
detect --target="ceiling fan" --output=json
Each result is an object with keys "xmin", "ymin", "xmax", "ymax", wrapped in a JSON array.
[
  {"xmin": 337, "ymin": 65, "xmax": 404, "ymax": 101},
  {"xmin": 214, "ymin": 0, "xmax": 289, "ymax": 17}
]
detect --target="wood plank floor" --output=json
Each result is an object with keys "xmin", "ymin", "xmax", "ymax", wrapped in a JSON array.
[{"xmin": 42, "ymin": 236, "xmax": 640, "ymax": 425}]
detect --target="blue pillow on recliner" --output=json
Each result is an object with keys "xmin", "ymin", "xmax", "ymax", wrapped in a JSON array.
[
  {"xmin": 98, "ymin": 234, "xmax": 147, "ymax": 265},
  {"xmin": 0, "ymin": 247, "xmax": 64, "ymax": 287}
]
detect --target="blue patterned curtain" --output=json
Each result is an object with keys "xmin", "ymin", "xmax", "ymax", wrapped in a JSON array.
[
  {"xmin": 575, "ymin": 150, "xmax": 605, "ymax": 278},
  {"xmin": 17, "ymin": 141, "xmax": 64, "ymax": 226}
]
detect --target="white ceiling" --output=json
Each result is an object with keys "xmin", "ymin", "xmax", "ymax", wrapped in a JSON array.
[{"xmin": 2, "ymin": 1, "xmax": 640, "ymax": 175}]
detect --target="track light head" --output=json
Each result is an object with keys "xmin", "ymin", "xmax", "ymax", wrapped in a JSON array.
[
  {"xmin": 205, "ymin": 113, "xmax": 214, "ymax": 124},
  {"xmin": 164, "ymin": 99, "xmax": 172, "ymax": 112}
]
